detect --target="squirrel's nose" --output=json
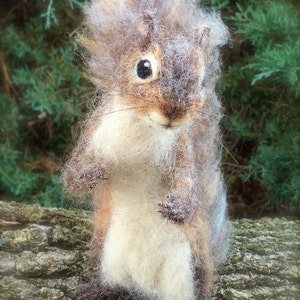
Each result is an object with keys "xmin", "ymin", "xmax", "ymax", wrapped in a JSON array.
[{"xmin": 162, "ymin": 100, "xmax": 186, "ymax": 121}]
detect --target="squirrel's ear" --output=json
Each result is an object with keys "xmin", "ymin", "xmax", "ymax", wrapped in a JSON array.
[
  {"xmin": 137, "ymin": 11, "xmax": 158, "ymax": 46},
  {"xmin": 198, "ymin": 13, "xmax": 230, "ymax": 50},
  {"xmin": 195, "ymin": 27, "xmax": 210, "ymax": 50}
]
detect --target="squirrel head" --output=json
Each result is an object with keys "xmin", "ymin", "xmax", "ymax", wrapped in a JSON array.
[{"xmin": 78, "ymin": 0, "xmax": 229, "ymax": 128}]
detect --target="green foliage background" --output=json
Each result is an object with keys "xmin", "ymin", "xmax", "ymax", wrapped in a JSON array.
[
  {"xmin": 0, "ymin": 0, "xmax": 89, "ymax": 207},
  {"xmin": 0, "ymin": 0, "xmax": 299, "ymax": 214},
  {"xmin": 211, "ymin": 0, "xmax": 300, "ymax": 215}
]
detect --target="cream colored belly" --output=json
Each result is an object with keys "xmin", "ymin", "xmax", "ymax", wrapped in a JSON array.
[{"xmin": 100, "ymin": 180, "xmax": 195, "ymax": 300}]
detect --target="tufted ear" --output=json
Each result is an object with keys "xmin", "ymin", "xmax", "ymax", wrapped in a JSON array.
[
  {"xmin": 199, "ymin": 12, "xmax": 229, "ymax": 50},
  {"xmin": 195, "ymin": 27, "xmax": 211, "ymax": 50},
  {"xmin": 137, "ymin": 11, "xmax": 159, "ymax": 47}
]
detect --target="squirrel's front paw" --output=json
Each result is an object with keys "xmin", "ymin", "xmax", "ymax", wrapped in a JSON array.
[
  {"xmin": 79, "ymin": 165, "xmax": 108, "ymax": 190},
  {"xmin": 158, "ymin": 194, "xmax": 190, "ymax": 224}
]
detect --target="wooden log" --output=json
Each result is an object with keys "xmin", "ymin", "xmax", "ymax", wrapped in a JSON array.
[{"xmin": 0, "ymin": 201, "xmax": 299, "ymax": 299}]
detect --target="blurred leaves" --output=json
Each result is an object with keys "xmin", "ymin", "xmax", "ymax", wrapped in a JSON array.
[
  {"xmin": 215, "ymin": 0, "xmax": 300, "ymax": 213},
  {"xmin": 0, "ymin": 0, "xmax": 88, "ymax": 207}
]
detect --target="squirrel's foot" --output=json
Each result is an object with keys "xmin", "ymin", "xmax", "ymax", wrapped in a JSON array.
[
  {"xmin": 79, "ymin": 164, "xmax": 108, "ymax": 190},
  {"xmin": 158, "ymin": 193, "xmax": 190, "ymax": 224}
]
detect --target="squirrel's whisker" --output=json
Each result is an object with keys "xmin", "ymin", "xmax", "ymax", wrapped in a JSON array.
[{"xmin": 89, "ymin": 106, "xmax": 145, "ymax": 119}]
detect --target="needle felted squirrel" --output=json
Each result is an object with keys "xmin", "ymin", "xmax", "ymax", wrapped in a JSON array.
[{"xmin": 63, "ymin": 0, "xmax": 231, "ymax": 299}]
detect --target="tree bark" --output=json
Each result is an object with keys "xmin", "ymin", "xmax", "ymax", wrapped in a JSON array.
[{"xmin": 0, "ymin": 201, "xmax": 299, "ymax": 299}]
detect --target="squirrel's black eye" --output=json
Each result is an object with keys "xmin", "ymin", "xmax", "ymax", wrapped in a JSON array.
[{"xmin": 137, "ymin": 59, "xmax": 152, "ymax": 79}]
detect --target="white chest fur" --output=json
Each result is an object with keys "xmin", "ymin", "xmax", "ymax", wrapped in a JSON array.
[
  {"xmin": 90, "ymin": 100, "xmax": 196, "ymax": 299},
  {"xmin": 89, "ymin": 98, "xmax": 179, "ymax": 168}
]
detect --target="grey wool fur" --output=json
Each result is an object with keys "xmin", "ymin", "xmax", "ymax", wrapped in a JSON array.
[{"xmin": 63, "ymin": 0, "xmax": 231, "ymax": 299}]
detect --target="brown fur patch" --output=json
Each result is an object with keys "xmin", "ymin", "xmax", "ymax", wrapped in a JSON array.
[
  {"xmin": 183, "ymin": 215, "xmax": 215, "ymax": 298},
  {"xmin": 91, "ymin": 186, "xmax": 113, "ymax": 255}
]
